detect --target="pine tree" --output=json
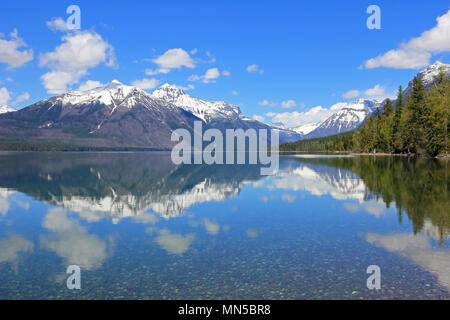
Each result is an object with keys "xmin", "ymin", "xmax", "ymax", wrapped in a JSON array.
[
  {"xmin": 424, "ymin": 68, "xmax": 449, "ymax": 156},
  {"xmin": 380, "ymin": 99, "xmax": 394, "ymax": 153},
  {"xmin": 401, "ymin": 77, "xmax": 426, "ymax": 154},
  {"xmin": 392, "ymin": 86, "xmax": 404, "ymax": 152}
]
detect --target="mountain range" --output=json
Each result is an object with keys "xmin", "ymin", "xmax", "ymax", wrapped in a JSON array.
[
  {"xmin": 0, "ymin": 61, "xmax": 448, "ymax": 149},
  {"xmin": 0, "ymin": 81, "xmax": 301, "ymax": 149}
]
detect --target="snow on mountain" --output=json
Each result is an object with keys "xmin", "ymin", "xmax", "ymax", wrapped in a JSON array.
[
  {"xmin": 54, "ymin": 80, "xmax": 155, "ymax": 110},
  {"xmin": 0, "ymin": 105, "xmax": 16, "ymax": 114},
  {"xmin": 304, "ymin": 99, "xmax": 381, "ymax": 139},
  {"xmin": 291, "ymin": 121, "xmax": 322, "ymax": 135},
  {"xmin": 413, "ymin": 61, "xmax": 450, "ymax": 88},
  {"xmin": 151, "ymin": 83, "xmax": 302, "ymax": 143},
  {"xmin": 151, "ymin": 83, "xmax": 242, "ymax": 122}
]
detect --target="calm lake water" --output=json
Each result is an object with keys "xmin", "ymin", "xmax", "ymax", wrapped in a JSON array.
[{"xmin": 0, "ymin": 152, "xmax": 448, "ymax": 299}]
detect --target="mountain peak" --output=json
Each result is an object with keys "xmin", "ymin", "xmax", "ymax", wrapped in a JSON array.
[
  {"xmin": 405, "ymin": 61, "xmax": 450, "ymax": 94},
  {"xmin": 152, "ymin": 84, "xmax": 186, "ymax": 100},
  {"xmin": 0, "ymin": 105, "xmax": 16, "ymax": 114},
  {"xmin": 107, "ymin": 79, "xmax": 124, "ymax": 87}
]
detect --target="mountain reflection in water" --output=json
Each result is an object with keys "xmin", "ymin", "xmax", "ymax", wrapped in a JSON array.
[{"xmin": 0, "ymin": 152, "xmax": 448, "ymax": 299}]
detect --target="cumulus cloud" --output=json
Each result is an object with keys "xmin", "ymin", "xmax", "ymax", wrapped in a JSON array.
[
  {"xmin": 46, "ymin": 17, "xmax": 70, "ymax": 32},
  {"xmin": 0, "ymin": 87, "xmax": 11, "ymax": 105},
  {"xmin": 258, "ymin": 100, "xmax": 277, "ymax": 107},
  {"xmin": 366, "ymin": 232, "xmax": 450, "ymax": 290},
  {"xmin": 0, "ymin": 29, "xmax": 34, "ymax": 69},
  {"xmin": 204, "ymin": 219, "xmax": 220, "ymax": 235},
  {"xmin": 343, "ymin": 84, "xmax": 389, "ymax": 100},
  {"xmin": 232, "ymin": 90, "xmax": 239, "ymax": 95},
  {"xmin": 132, "ymin": 78, "xmax": 159, "ymax": 90},
  {"xmin": 281, "ymin": 100, "xmax": 296, "ymax": 109},
  {"xmin": 342, "ymin": 89, "xmax": 360, "ymax": 99},
  {"xmin": 222, "ymin": 70, "xmax": 231, "ymax": 76},
  {"xmin": 363, "ymin": 9, "xmax": 450, "ymax": 69},
  {"xmin": 39, "ymin": 30, "xmax": 116, "ymax": 94},
  {"xmin": 246, "ymin": 64, "xmax": 263, "ymax": 74},
  {"xmin": 0, "ymin": 234, "xmax": 34, "ymax": 265},
  {"xmin": 146, "ymin": 48, "xmax": 195, "ymax": 75},
  {"xmin": 258, "ymin": 99, "xmax": 297, "ymax": 108},
  {"xmin": 155, "ymin": 229, "xmax": 195, "ymax": 254},
  {"xmin": 188, "ymin": 67, "xmax": 220, "ymax": 84},
  {"xmin": 40, "ymin": 208, "xmax": 111, "ymax": 270},
  {"xmin": 364, "ymin": 84, "xmax": 385, "ymax": 98},
  {"xmin": 77, "ymin": 80, "xmax": 103, "ymax": 91}
]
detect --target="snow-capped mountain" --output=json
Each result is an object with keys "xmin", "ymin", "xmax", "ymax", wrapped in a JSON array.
[
  {"xmin": 291, "ymin": 121, "xmax": 322, "ymax": 135},
  {"xmin": 405, "ymin": 61, "xmax": 450, "ymax": 95},
  {"xmin": 0, "ymin": 105, "xmax": 16, "ymax": 114},
  {"xmin": 284, "ymin": 62, "xmax": 449, "ymax": 141},
  {"xmin": 151, "ymin": 83, "xmax": 242, "ymax": 123},
  {"xmin": 0, "ymin": 80, "xmax": 301, "ymax": 148},
  {"xmin": 301, "ymin": 99, "xmax": 381, "ymax": 139},
  {"xmin": 0, "ymin": 80, "xmax": 199, "ymax": 149},
  {"xmin": 151, "ymin": 83, "xmax": 302, "ymax": 143}
]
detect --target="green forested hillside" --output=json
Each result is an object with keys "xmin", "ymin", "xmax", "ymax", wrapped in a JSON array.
[{"xmin": 281, "ymin": 70, "xmax": 450, "ymax": 157}]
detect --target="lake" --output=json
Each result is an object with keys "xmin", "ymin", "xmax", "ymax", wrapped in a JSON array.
[{"xmin": 0, "ymin": 152, "xmax": 448, "ymax": 299}]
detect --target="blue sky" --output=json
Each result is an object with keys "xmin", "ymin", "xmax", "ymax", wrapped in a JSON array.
[{"xmin": 1, "ymin": 0, "xmax": 449, "ymax": 128}]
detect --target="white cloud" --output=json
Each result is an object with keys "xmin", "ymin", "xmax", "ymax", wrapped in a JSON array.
[
  {"xmin": 189, "ymin": 67, "xmax": 220, "ymax": 84},
  {"xmin": 0, "ymin": 234, "xmax": 34, "ymax": 265},
  {"xmin": 77, "ymin": 80, "xmax": 103, "ymax": 91},
  {"xmin": 155, "ymin": 229, "xmax": 195, "ymax": 255},
  {"xmin": 258, "ymin": 100, "xmax": 277, "ymax": 107},
  {"xmin": 281, "ymin": 100, "xmax": 296, "ymax": 109},
  {"xmin": 232, "ymin": 90, "xmax": 239, "ymax": 95},
  {"xmin": 246, "ymin": 64, "xmax": 263, "ymax": 74},
  {"xmin": 190, "ymin": 48, "xmax": 198, "ymax": 55},
  {"xmin": 39, "ymin": 30, "xmax": 116, "ymax": 94},
  {"xmin": 0, "ymin": 87, "xmax": 11, "ymax": 105},
  {"xmin": 41, "ymin": 208, "xmax": 110, "ymax": 270},
  {"xmin": 342, "ymin": 84, "xmax": 388, "ymax": 100},
  {"xmin": 147, "ymin": 48, "xmax": 195, "ymax": 75},
  {"xmin": 364, "ymin": 84, "xmax": 385, "ymax": 97},
  {"xmin": 204, "ymin": 219, "xmax": 220, "ymax": 235},
  {"xmin": 258, "ymin": 99, "xmax": 297, "ymax": 108},
  {"xmin": 132, "ymin": 78, "xmax": 160, "ymax": 90},
  {"xmin": 222, "ymin": 70, "xmax": 231, "ymax": 76},
  {"xmin": 46, "ymin": 17, "xmax": 69, "ymax": 32},
  {"xmin": 251, "ymin": 115, "xmax": 265, "ymax": 122},
  {"xmin": 182, "ymin": 84, "xmax": 195, "ymax": 91},
  {"xmin": 203, "ymin": 67, "xmax": 220, "ymax": 82},
  {"xmin": 206, "ymin": 51, "xmax": 216, "ymax": 63},
  {"xmin": 364, "ymin": 9, "xmax": 450, "ymax": 69},
  {"xmin": 0, "ymin": 29, "xmax": 34, "ymax": 69},
  {"xmin": 342, "ymin": 89, "xmax": 360, "ymax": 99}
]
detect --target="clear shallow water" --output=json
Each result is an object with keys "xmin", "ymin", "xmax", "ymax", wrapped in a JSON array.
[{"xmin": 0, "ymin": 152, "xmax": 448, "ymax": 300}]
